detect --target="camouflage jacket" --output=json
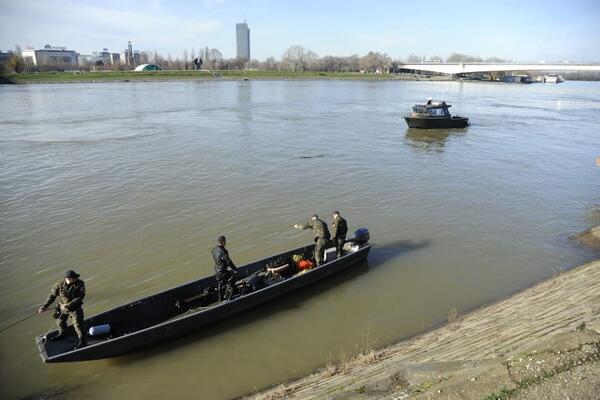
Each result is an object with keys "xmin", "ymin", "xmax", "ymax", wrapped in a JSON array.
[
  {"xmin": 43, "ymin": 279, "xmax": 86, "ymax": 311},
  {"xmin": 300, "ymin": 218, "xmax": 331, "ymax": 240},
  {"xmin": 332, "ymin": 216, "xmax": 348, "ymax": 240},
  {"xmin": 212, "ymin": 245, "xmax": 237, "ymax": 274}
]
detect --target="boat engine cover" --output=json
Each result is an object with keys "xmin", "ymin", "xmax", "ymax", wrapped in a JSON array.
[{"xmin": 354, "ymin": 228, "xmax": 370, "ymax": 245}]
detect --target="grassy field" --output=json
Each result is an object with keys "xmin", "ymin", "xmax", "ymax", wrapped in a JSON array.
[{"xmin": 1, "ymin": 69, "xmax": 440, "ymax": 83}]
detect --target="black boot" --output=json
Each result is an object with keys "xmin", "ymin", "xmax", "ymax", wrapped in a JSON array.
[
  {"xmin": 49, "ymin": 331, "xmax": 66, "ymax": 341},
  {"xmin": 74, "ymin": 337, "xmax": 87, "ymax": 350}
]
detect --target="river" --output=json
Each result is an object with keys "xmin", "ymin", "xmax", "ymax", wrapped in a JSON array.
[{"xmin": 1, "ymin": 80, "xmax": 599, "ymax": 399}]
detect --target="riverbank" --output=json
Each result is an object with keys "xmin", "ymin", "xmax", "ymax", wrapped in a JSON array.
[
  {"xmin": 0, "ymin": 70, "xmax": 451, "ymax": 84},
  {"xmin": 245, "ymin": 256, "xmax": 600, "ymax": 399}
]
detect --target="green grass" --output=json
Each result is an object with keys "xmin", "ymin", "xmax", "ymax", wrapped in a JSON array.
[{"xmin": 2, "ymin": 69, "xmax": 414, "ymax": 83}]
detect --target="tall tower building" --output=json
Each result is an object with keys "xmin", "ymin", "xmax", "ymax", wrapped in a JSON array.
[{"xmin": 236, "ymin": 21, "xmax": 250, "ymax": 61}]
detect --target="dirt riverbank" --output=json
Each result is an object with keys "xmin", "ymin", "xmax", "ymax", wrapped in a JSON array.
[{"xmin": 245, "ymin": 257, "xmax": 600, "ymax": 400}]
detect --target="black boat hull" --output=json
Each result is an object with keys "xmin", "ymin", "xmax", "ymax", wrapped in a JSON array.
[
  {"xmin": 404, "ymin": 116, "xmax": 469, "ymax": 129},
  {"xmin": 36, "ymin": 243, "xmax": 371, "ymax": 362}
]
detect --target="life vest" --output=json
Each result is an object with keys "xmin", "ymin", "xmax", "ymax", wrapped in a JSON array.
[{"xmin": 297, "ymin": 259, "xmax": 315, "ymax": 270}]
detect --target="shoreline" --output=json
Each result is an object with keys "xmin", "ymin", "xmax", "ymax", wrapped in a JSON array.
[
  {"xmin": 2, "ymin": 70, "xmax": 598, "ymax": 85},
  {"xmin": 0, "ymin": 71, "xmax": 450, "ymax": 84},
  {"xmin": 245, "ymin": 255, "xmax": 600, "ymax": 399},
  {"xmin": 0, "ymin": 78, "xmax": 445, "ymax": 84}
]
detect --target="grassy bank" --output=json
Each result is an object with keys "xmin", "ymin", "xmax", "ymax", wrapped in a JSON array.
[{"xmin": 1, "ymin": 70, "xmax": 447, "ymax": 84}]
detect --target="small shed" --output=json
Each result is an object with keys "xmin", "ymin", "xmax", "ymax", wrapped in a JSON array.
[{"xmin": 134, "ymin": 64, "xmax": 161, "ymax": 71}]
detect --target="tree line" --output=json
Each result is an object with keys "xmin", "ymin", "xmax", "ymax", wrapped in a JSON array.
[{"xmin": 2, "ymin": 45, "xmax": 599, "ymax": 81}]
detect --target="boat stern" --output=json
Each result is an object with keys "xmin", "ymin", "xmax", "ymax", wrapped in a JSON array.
[{"xmin": 36, "ymin": 334, "xmax": 50, "ymax": 363}]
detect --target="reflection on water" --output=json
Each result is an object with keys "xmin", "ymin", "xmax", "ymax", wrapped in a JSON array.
[
  {"xmin": 404, "ymin": 128, "xmax": 468, "ymax": 153},
  {"xmin": 1, "ymin": 80, "xmax": 599, "ymax": 400},
  {"xmin": 369, "ymin": 240, "xmax": 431, "ymax": 267}
]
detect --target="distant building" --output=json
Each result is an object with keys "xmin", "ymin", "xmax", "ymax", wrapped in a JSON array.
[
  {"xmin": 236, "ymin": 21, "xmax": 250, "ymax": 60},
  {"xmin": 78, "ymin": 54, "xmax": 92, "ymax": 67},
  {"xmin": 121, "ymin": 41, "xmax": 148, "ymax": 68},
  {"xmin": 91, "ymin": 48, "xmax": 111, "ymax": 66},
  {"xmin": 110, "ymin": 53, "xmax": 121, "ymax": 65},
  {"xmin": 0, "ymin": 51, "xmax": 12, "ymax": 64},
  {"xmin": 22, "ymin": 45, "xmax": 78, "ymax": 68}
]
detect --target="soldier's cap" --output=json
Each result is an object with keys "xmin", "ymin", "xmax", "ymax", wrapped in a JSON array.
[
  {"xmin": 65, "ymin": 270, "xmax": 80, "ymax": 279},
  {"xmin": 217, "ymin": 235, "xmax": 226, "ymax": 242},
  {"xmin": 311, "ymin": 214, "xmax": 318, "ymax": 219}
]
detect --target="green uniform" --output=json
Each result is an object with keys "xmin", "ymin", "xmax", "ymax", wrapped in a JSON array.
[
  {"xmin": 299, "ymin": 218, "xmax": 331, "ymax": 266},
  {"xmin": 43, "ymin": 279, "xmax": 86, "ymax": 339},
  {"xmin": 212, "ymin": 245, "xmax": 238, "ymax": 301},
  {"xmin": 332, "ymin": 215, "xmax": 348, "ymax": 257}
]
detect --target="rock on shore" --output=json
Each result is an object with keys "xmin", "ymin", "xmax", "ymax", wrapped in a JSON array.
[{"xmin": 574, "ymin": 226, "xmax": 600, "ymax": 249}]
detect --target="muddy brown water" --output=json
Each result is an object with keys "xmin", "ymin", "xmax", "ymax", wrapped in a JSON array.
[{"xmin": 1, "ymin": 80, "xmax": 599, "ymax": 399}]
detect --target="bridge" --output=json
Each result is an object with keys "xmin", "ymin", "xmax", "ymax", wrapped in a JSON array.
[{"xmin": 398, "ymin": 63, "xmax": 600, "ymax": 75}]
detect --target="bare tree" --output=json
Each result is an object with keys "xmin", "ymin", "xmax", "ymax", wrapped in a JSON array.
[
  {"xmin": 406, "ymin": 53, "xmax": 422, "ymax": 63},
  {"xmin": 7, "ymin": 53, "xmax": 25, "ymax": 73},
  {"xmin": 359, "ymin": 51, "xmax": 391, "ymax": 73},
  {"xmin": 262, "ymin": 56, "xmax": 279, "ymax": 70},
  {"xmin": 207, "ymin": 48, "xmax": 222, "ymax": 69},
  {"xmin": 447, "ymin": 53, "xmax": 482, "ymax": 62},
  {"xmin": 281, "ymin": 45, "xmax": 319, "ymax": 71},
  {"xmin": 183, "ymin": 49, "xmax": 188, "ymax": 70}
]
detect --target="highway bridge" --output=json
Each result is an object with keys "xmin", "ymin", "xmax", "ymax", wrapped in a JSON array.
[{"xmin": 398, "ymin": 63, "xmax": 600, "ymax": 75}]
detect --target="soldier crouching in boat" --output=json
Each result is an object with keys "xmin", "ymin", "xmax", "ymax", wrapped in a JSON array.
[
  {"xmin": 38, "ymin": 270, "xmax": 87, "ymax": 349},
  {"xmin": 212, "ymin": 236, "xmax": 238, "ymax": 301},
  {"xmin": 294, "ymin": 214, "xmax": 331, "ymax": 266}
]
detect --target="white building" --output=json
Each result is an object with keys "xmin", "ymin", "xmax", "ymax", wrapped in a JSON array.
[{"xmin": 22, "ymin": 45, "xmax": 78, "ymax": 67}]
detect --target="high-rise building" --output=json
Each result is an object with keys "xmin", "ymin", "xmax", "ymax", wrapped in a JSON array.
[{"xmin": 236, "ymin": 21, "xmax": 250, "ymax": 61}]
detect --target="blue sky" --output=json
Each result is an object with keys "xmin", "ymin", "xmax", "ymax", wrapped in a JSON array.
[{"xmin": 1, "ymin": 0, "xmax": 599, "ymax": 61}]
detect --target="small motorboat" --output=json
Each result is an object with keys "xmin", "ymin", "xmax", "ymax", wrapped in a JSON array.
[
  {"xmin": 36, "ymin": 229, "xmax": 371, "ymax": 362},
  {"xmin": 404, "ymin": 100, "xmax": 469, "ymax": 129}
]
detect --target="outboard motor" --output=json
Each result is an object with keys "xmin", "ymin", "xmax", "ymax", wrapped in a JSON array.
[{"xmin": 353, "ymin": 228, "xmax": 370, "ymax": 245}]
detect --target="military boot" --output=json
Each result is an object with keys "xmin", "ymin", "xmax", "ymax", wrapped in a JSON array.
[
  {"xmin": 74, "ymin": 337, "xmax": 87, "ymax": 350},
  {"xmin": 49, "ymin": 330, "xmax": 66, "ymax": 341}
]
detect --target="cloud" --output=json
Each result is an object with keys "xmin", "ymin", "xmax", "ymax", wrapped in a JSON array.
[{"xmin": 0, "ymin": 0, "xmax": 221, "ymax": 53}]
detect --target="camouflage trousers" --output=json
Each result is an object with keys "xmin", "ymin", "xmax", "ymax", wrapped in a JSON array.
[
  {"xmin": 56, "ymin": 308, "xmax": 85, "ymax": 339},
  {"xmin": 216, "ymin": 270, "xmax": 236, "ymax": 301},
  {"xmin": 314, "ymin": 237, "xmax": 329, "ymax": 266},
  {"xmin": 334, "ymin": 238, "xmax": 345, "ymax": 258}
]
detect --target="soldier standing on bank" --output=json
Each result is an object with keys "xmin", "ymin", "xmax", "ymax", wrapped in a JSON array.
[
  {"xmin": 294, "ymin": 214, "xmax": 331, "ymax": 266},
  {"xmin": 331, "ymin": 210, "xmax": 348, "ymax": 258},
  {"xmin": 38, "ymin": 270, "xmax": 87, "ymax": 349},
  {"xmin": 212, "ymin": 236, "xmax": 238, "ymax": 301}
]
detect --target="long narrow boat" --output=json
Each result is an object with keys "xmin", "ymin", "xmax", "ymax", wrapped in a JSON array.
[{"xmin": 36, "ymin": 231, "xmax": 371, "ymax": 362}]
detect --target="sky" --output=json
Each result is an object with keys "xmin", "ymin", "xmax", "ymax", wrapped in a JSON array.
[{"xmin": 1, "ymin": 0, "xmax": 599, "ymax": 62}]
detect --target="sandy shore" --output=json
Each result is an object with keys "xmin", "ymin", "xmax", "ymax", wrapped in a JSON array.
[{"xmin": 245, "ymin": 256, "xmax": 600, "ymax": 399}]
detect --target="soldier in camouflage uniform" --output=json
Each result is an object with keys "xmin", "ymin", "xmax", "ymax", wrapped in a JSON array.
[
  {"xmin": 294, "ymin": 214, "xmax": 331, "ymax": 266},
  {"xmin": 331, "ymin": 210, "xmax": 348, "ymax": 258},
  {"xmin": 212, "ymin": 236, "xmax": 238, "ymax": 301},
  {"xmin": 38, "ymin": 270, "xmax": 87, "ymax": 349}
]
